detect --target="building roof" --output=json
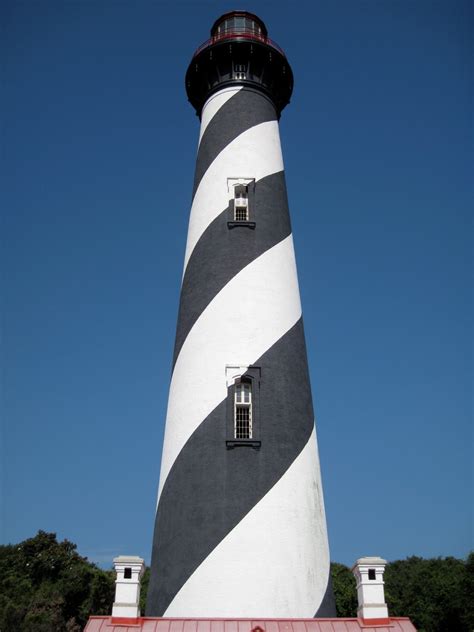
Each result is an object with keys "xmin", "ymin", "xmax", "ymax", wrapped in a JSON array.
[{"xmin": 84, "ymin": 617, "xmax": 417, "ymax": 632}]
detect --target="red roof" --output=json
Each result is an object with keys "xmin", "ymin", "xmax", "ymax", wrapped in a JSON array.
[{"xmin": 84, "ymin": 617, "xmax": 417, "ymax": 632}]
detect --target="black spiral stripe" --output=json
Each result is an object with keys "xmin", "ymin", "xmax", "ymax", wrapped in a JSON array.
[
  {"xmin": 148, "ymin": 319, "xmax": 316, "ymax": 616},
  {"xmin": 315, "ymin": 577, "xmax": 337, "ymax": 617},
  {"xmin": 193, "ymin": 89, "xmax": 277, "ymax": 197},
  {"xmin": 172, "ymin": 170, "xmax": 291, "ymax": 368}
]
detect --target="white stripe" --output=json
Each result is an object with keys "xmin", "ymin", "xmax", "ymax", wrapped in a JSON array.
[
  {"xmin": 164, "ymin": 427, "xmax": 331, "ymax": 617},
  {"xmin": 184, "ymin": 120, "xmax": 284, "ymax": 273},
  {"xmin": 158, "ymin": 235, "xmax": 301, "ymax": 499},
  {"xmin": 198, "ymin": 87, "xmax": 242, "ymax": 144}
]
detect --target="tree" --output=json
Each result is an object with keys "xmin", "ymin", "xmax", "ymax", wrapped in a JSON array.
[
  {"xmin": 330, "ymin": 554, "xmax": 473, "ymax": 632},
  {"xmin": 0, "ymin": 531, "xmax": 114, "ymax": 632},
  {"xmin": 139, "ymin": 566, "xmax": 151, "ymax": 615},
  {"xmin": 1, "ymin": 531, "xmax": 472, "ymax": 632},
  {"xmin": 330, "ymin": 562, "xmax": 357, "ymax": 617},
  {"xmin": 385, "ymin": 556, "xmax": 468, "ymax": 632}
]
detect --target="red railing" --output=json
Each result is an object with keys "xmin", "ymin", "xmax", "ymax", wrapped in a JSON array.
[{"xmin": 193, "ymin": 31, "xmax": 286, "ymax": 58}]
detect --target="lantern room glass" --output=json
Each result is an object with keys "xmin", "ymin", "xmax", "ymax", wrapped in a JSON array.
[{"xmin": 216, "ymin": 16, "xmax": 262, "ymax": 36}]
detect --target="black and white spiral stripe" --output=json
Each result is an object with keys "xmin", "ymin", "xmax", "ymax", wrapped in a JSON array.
[{"xmin": 147, "ymin": 87, "xmax": 334, "ymax": 618}]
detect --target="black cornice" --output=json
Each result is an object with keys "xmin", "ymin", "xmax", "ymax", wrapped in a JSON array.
[{"xmin": 185, "ymin": 36, "xmax": 293, "ymax": 119}]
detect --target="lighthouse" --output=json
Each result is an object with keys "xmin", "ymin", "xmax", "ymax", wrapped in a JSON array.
[{"xmin": 147, "ymin": 11, "xmax": 335, "ymax": 618}]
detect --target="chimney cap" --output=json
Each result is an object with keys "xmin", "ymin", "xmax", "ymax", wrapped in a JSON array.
[
  {"xmin": 113, "ymin": 555, "xmax": 145, "ymax": 564},
  {"xmin": 352, "ymin": 556, "xmax": 387, "ymax": 571}
]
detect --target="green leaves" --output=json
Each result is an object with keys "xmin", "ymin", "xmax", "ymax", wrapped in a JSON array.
[
  {"xmin": 0, "ymin": 531, "xmax": 114, "ymax": 632},
  {"xmin": 0, "ymin": 531, "xmax": 471, "ymax": 632},
  {"xmin": 384, "ymin": 555, "xmax": 471, "ymax": 632},
  {"xmin": 331, "ymin": 555, "xmax": 474, "ymax": 632},
  {"xmin": 330, "ymin": 562, "xmax": 358, "ymax": 617}
]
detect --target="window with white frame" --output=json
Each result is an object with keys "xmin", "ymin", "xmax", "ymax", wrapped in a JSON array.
[
  {"xmin": 234, "ymin": 184, "xmax": 249, "ymax": 221},
  {"xmin": 234, "ymin": 380, "xmax": 252, "ymax": 439}
]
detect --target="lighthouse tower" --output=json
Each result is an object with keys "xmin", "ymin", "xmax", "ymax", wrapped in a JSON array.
[{"xmin": 147, "ymin": 12, "xmax": 335, "ymax": 618}]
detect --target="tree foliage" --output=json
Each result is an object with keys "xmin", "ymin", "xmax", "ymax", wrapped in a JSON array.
[
  {"xmin": 0, "ymin": 531, "xmax": 471, "ymax": 632},
  {"xmin": 139, "ymin": 565, "xmax": 151, "ymax": 615},
  {"xmin": 0, "ymin": 531, "xmax": 114, "ymax": 632},
  {"xmin": 384, "ymin": 554, "xmax": 473, "ymax": 632},
  {"xmin": 331, "ymin": 554, "xmax": 474, "ymax": 632},
  {"xmin": 330, "ymin": 562, "xmax": 358, "ymax": 617}
]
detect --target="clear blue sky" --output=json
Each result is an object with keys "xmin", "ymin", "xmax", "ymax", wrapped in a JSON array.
[{"xmin": 2, "ymin": 0, "xmax": 472, "ymax": 568}]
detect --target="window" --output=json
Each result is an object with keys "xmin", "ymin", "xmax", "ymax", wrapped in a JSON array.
[
  {"xmin": 234, "ymin": 184, "xmax": 248, "ymax": 221},
  {"xmin": 225, "ymin": 366, "xmax": 261, "ymax": 448},
  {"xmin": 124, "ymin": 567, "xmax": 132, "ymax": 579},
  {"xmin": 227, "ymin": 178, "xmax": 255, "ymax": 229},
  {"xmin": 235, "ymin": 380, "xmax": 252, "ymax": 438},
  {"xmin": 234, "ymin": 63, "xmax": 247, "ymax": 80},
  {"xmin": 368, "ymin": 569, "xmax": 376, "ymax": 580}
]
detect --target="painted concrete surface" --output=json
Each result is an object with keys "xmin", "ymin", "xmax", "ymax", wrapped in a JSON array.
[{"xmin": 148, "ymin": 85, "xmax": 333, "ymax": 616}]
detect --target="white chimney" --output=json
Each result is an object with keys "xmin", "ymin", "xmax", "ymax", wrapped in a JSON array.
[
  {"xmin": 352, "ymin": 557, "xmax": 389, "ymax": 622},
  {"xmin": 112, "ymin": 555, "xmax": 145, "ymax": 620}
]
